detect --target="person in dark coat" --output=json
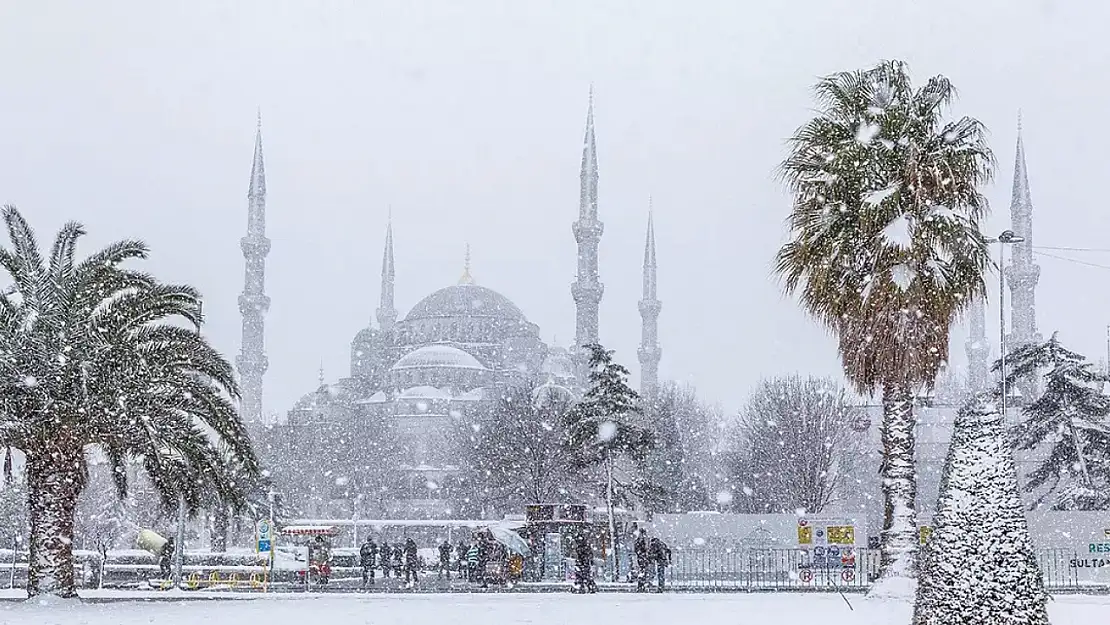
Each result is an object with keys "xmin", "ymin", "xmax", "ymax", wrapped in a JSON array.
[
  {"xmin": 392, "ymin": 543, "xmax": 404, "ymax": 578},
  {"xmin": 379, "ymin": 540, "xmax": 391, "ymax": 578},
  {"xmin": 573, "ymin": 534, "xmax": 596, "ymax": 594},
  {"xmin": 475, "ymin": 536, "xmax": 490, "ymax": 589},
  {"xmin": 403, "ymin": 539, "xmax": 419, "ymax": 585},
  {"xmin": 465, "ymin": 541, "xmax": 480, "ymax": 583},
  {"xmin": 650, "ymin": 537, "xmax": 672, "ymax": 592},
  {"xmin": 633, "ymin": 530, "xmax": 651, "ymax": 592},
  {"xmin": 159, "ymin": 537, "xmax": 175, "ymax": 580},
  {"xmin": 455, "ymin": 541, "xmax": 468, "ymax": 577},
  {"xmin": 438, "ymin": 540, "xmax": 453, "ymax": 580},
  {"xmin": 359, "ymin": 538, "xmax": 378, "ymax": 588}
]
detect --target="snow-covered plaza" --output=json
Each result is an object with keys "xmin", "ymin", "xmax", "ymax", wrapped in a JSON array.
[{"xmin": 1, "ymin": 593, "xmax": 1108, "ymax": 625}]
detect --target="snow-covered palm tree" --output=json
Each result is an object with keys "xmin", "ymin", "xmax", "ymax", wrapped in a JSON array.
[
  {"xmin": 775, "ymin": 60, "xmax": 994, "ymax": 589},
  {"xmin": 0, "ymin": 206, "xmax": 258, "ymax": 598}
]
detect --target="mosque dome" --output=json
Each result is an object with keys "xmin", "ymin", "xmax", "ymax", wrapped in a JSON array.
[
  {"xmin": 391, "ymin": 344, "xmax": 487, "ymax": 371},
  {"xmin": 404, "ymin": 284, "xmax": 526, "ymax": 323}
]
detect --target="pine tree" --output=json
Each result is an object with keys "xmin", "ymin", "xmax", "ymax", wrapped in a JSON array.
[
  {"xmin": 1001, "ymin": 332, "xmax": 1110, "ymax": 510},
  {"xmin": 563, "ymin": 344, "xmax": 654, "ymax": 579},
  {"xmin": 913, "ymin": 395, "xmax": 1048, "ymax": 625}
]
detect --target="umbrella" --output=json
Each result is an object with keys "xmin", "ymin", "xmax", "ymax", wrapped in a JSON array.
[{"xmin": 488, "ymin": 524, "xmax": 531, "ymax": 556}]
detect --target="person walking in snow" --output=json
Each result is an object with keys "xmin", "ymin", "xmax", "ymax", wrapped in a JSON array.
[
  {"xmin": 438, "ymin": 540, "xmax": 453, "ymax": 580},
  {"xmin": 455, "ymin": 540, "xmax": 468, "ymax": 577},
  {"xmin": 392, "ymin": 542, "xmax": 404, "ymax": 578},
  {"xmin": 378, "ymin": 540, "xmax": 391, "ymax": 578},
  {"xmin": 403, "ymin": 538, "xmax": 420, "ymax": 586},
  {"xmin": 573, "ymin": 533, "xmax": 596, "ymax": 594},
  {"xmin": 465, "ymin": 541, "xmax": 480, "ymax": 583},
  {"xmin": 650, "ymin": 537, "xmax": 672, "ymax": 592},
  {"xmin": 633, "ymin": 529, "xmax": 651, "ymax": 592},
  {"xmin": 360, "ymin": 537, "xmax": 378, "ymax": 588},
  {"xmin": 158, "ymin": 536, "xmax": 175, "ymax": 580}
]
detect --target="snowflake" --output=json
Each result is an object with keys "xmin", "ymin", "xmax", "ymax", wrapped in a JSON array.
[
  {"xmin": 22, "ymin": 375, "xmax": 37, "ymax": 387},
  {"xmin": 598, "ymin": 421, "xmax": 618, "ymax": 442}
]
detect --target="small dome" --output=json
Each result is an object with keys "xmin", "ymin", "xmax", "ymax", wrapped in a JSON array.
[
  {"xmin": 404, "ymin": 284, "xmax": 525, "ymax": 322},
  {"xmin": 391, "ymin": 344, "xmax": 486, "ymax": 371},
  {"xmin": 398, "ymin": 385, "xmax": 453, "ymax": 400},
  {"xmin": 542, "ymin": 346, "xmax": 576, "ymax": 380}
]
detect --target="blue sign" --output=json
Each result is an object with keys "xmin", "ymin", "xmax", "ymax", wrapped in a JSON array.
[{"xmin": 258, "ymin": 539, "xmax": 271, "ymax": 554}]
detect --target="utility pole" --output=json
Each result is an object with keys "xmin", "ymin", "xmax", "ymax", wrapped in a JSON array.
[{"xmin": 993, "ymin": 230, "xmax": 1023, "ymax": 417}]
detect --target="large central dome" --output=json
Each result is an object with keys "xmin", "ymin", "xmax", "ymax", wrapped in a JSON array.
[{"xmin": 404, "ymin": 284, "xmax": 526, "ymax": 322}]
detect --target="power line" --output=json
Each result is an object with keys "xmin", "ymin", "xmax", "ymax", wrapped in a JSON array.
[
  {"xmin": 1032, "ymin": 250, "xmax": 1110, "ymax": 271},
  {"xmin": 1033, "ymin": 245, "xmax": 1110, "ymax": 253}
]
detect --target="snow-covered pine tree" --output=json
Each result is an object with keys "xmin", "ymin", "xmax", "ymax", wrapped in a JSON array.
[
  {"xmin": 912, "ymin": 395, "xmax": 1048, "ymax": 625},
  {"xmin": 1001, "ymin": 332, "xmax": 1110, "ymax": 510},
  {"xmin": 563, "ymin": 344, "xmax": 654, "ymax": 579}
]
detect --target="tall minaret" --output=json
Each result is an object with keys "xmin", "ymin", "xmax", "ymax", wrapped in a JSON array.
[
  {"xmin": 965, "ymin": 296, "xmax": 989, "ymax": 392},
  {"xmin": 638, "ymin": 203, "xmax": 662, "ymax": 399},
  {"xmin": 1005, "ymin": 117, "xmax": 1041, "ymax": 350},
  {"xmin": 572, "ymin": 88, "xmax": 604, "ymax": 371},
  {"xmin": 237, "ymin": 113, "xmax": 271, "ymax": 424},
  {"xmin": 375, "ymin": 214, "xmax": 397, "ymax": 332}
]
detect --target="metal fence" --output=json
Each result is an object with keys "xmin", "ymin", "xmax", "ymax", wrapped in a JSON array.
[
  {"xmin": 1, "ymin": 547, "xmax": 1106, "ymax": 592},
  {"xmin": 660, "ymin": 547, "xmax": 1106, "ymax": 592}
]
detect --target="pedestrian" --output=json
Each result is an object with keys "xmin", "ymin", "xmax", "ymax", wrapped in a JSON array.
[
  {"xmin": 438, "ymin": 540, "xmax": 452, "ymax": 580},
  {"xmin": 465, "ymin": 541, "xmax": 480, "ymax": 583},
  {"xmin": 379, "ymin": 540, "xmax": 391, "ymax": 578},
  {"xmin": 392, "ymin": 542, "xmax": 404, "ymax": 579},
  {"xmin": 404, "ymin": 538, "xmax": 419, "ymax": 586},
  {"xmin": 360, "ymin": 537, "xmax": 378, "ymax": 588},
  {"xmin": 573, "ymin": 533, "xmax": 596, "ymax": 594},
  {"xmin": 455, "ymin": 540, "xmax": 468, "ymax": 577},
  {"xmin": 475, "ymin": 535, "xmax": 490, "ymax": 589},
  {"xmin": 633, "ymin": 529, "xmax": 651, "ymax": 592},
  {"xmin": 159, "ymin": 536, "xmax": 175, "ymax": 580},
  {"xmin": 650, "ymin": 537, "xmax": 672, "ymax": 592}
]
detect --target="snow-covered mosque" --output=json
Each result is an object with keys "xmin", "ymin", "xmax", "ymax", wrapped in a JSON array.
[{"xmin": 237, "ymin": 95, "xmax": 663, "ymax": 519}]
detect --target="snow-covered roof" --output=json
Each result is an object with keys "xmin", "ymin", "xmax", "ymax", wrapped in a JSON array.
[
  {"xmin": 391, "ymin": 344, "xmax": 486, "ymax": 371},
  {"xmin": 456, "ymin": 387, "xmax": 486, "ymax": 401},
  {"xmin": 398, "ymin": 385, "xmax": 453, "ymax": 400},
  {"xmin": 404, "ymin": 284, "xmax": 526, "ymax": 322},
  {"xmin": 541, "ymin": 346, "xmax": 576, "ymax": 379},
  {"xmin": 279, "ymin": 525, "xmax": 339, "ymax": 536}
]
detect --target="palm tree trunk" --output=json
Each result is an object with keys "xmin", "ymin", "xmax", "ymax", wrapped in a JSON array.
[
  {"xmin": 212, "ymin": 506, "xmax": 228, "ymax": 553},
  {"xmin": 876, "ymin": 381, "xmax": 917, "ymax": 589},
  {"xmin": 25, "ymin": 443, "xmax": 84, "ymax": 598},
  {"xmin": 605, "ymin": 451, "xmax": 618, "ymax": 582}
]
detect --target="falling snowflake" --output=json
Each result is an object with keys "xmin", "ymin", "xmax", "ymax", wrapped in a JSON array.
[
  {"xmin": 22, "ymin": 375, "xmax": 37, "ymax": 387},
  {"xmin": 715, "ymin": 490, "xmax": 734, "ymax": 505},
  {"xmin": 598, "ymin": 421, "xmax": 618, "ymax": 442}
]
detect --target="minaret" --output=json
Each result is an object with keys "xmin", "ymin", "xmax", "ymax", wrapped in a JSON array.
[
  {"xmin": 965, "ymin": 296, "xmax": 989, "ymax": 392},
  {"xmin": 237, "ymin": 113, "xmax": 271, "ymax": 424},
  {"xmin": 571, "ymin": 88, "xmax": 604, "ymax": 372},
  {"xmin": 1005, "ymin": 116, "xmax": 1041, "ymax": 398},
  {"xmin": 375, "ymin": 214, "xmax": 397, "ymax": 332},
  {"xmin": 637, "ymin": 202, "xmax": 662, "ymax": 399},
  {"xmin": 459, "ymin": 243, "xmax": 474, "ymax": 285}
]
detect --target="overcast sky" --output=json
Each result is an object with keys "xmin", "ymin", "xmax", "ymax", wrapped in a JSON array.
[{"xmin": 3, "ymin": 0, "xmax": 1109, "ymax": 417}]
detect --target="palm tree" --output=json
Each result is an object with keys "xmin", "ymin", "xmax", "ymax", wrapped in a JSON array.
[
  {"xmin": 0, "ymin": 206, "xmax": 259, "ymax": 598},
  {"xmin": 774, "ymin": 61, "xmax": 993, "ymax": 588}
]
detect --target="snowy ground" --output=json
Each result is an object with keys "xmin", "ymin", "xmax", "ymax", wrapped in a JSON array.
[{"xmin": 1, "ymin": 592, "xmax": 1108, "ymax": 625}]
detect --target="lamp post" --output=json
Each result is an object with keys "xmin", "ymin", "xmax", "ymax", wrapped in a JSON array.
[{"xmin": 989, "ymin": 230, "xmax": 1024, "ymax": 417}]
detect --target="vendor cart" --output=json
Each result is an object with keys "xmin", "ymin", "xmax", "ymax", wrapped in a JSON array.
[{"xmin": 279, "ymin": 525, "xmax": 339, "ymax": 587}]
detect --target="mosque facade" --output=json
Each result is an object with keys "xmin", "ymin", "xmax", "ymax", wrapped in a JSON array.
[{"xmin": 241, "ymin": 95, "xmax": 663, "ymax": 519}]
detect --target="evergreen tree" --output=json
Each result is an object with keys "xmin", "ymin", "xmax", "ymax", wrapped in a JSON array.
[
  {"xmin": 563, "ymin": 344, "xmax": 654, "ymax": 579},
  {"xmin": 1000, "ymin": 332, "xmax": 1110, "ymax": 510},
  {"xmin": 913, "ymin": 395, "xmax": 1048, "ymax": 625}
]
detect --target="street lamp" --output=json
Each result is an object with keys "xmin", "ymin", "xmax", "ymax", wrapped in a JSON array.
[{"xmin": 988, "ymin": 230, "xmax": 1024, "ymax": 417}]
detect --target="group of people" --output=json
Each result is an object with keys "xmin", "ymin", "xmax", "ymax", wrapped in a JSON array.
[
  {"xmin": 358, "ymin": 537, "xmax": 421, "ymax": 587},
  {"xmin": 633, "ymin": 530, "xmax": 673, "ymax": 592},
  {"xmin": 358, "ymin": 533, "xmax": 507, "ymax": 589}
]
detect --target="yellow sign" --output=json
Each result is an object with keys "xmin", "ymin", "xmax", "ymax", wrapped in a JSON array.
[
  {"xmin": 798, "ymin": 526, "xmax": 813, "ymax": 545},
  {"xmin": 827, "ymin": 526, "xmax": 855, "ymax": 545},
  {"xmin": 920, "ymin": 526, "xmax": 933, "ymax": 544}
]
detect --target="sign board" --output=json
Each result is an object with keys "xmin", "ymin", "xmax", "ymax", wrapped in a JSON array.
[
  {"xmin": 919, "ymin": 525, "xmax": 933, "ymax": 545},
  {"xmin": 827, "ymin": 526, "xmax": 855, "ymax": 545},
  {"xmin": 797, "ymin": 525, "xmax": 813, "ymax": 545},
  {"xmin": 256, "ymin": 519, "xmax": 273, "ymax": 554}
]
